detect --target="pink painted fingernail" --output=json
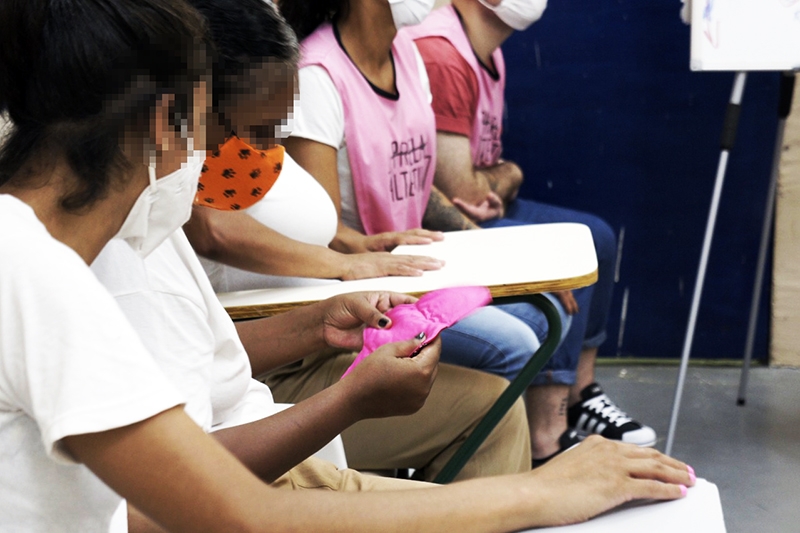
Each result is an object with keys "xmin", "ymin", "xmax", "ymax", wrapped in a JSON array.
[
  {"xmin": 687, "ymin": 465, "xmax": 696, "ymax": 483},
  {"xmin": 680, "ymin": 484, "xmax": 688, "ymax": 497}
]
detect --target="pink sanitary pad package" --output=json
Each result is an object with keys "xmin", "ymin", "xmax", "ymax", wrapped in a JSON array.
[{"xmin": 341, "ymin": 286, "xmax": 493, "ymax": 378}]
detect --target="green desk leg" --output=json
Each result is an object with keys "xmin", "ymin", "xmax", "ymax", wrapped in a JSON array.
[{"xmin": 433, "ymin": 294, "xmax": 562, "ymax": 484}]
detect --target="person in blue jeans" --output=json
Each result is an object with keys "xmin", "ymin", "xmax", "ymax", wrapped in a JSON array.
[
  {"xmin": 280, "ymin": 0, "xmax": 586, "ymax": 465},
  {"xmin": 408, "ymin": 0, "xmax": 656, "ymax": 464}
]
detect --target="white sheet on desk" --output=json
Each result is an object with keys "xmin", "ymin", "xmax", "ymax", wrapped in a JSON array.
[
  {"xmin": 525, "ymin": 478, "xmax": 725, "ymax": 533},
  {"xmin": 218, "ymin": 224, "xmax": 598, "ymax": 309}
]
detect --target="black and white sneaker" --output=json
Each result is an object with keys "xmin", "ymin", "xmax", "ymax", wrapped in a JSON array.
[
  {"xmin": 568, "ymin": 383, "xmax": 657, "ymax": 447},
  {"xmin": 531, "ymin": 429, "xmax": 588, "ymax": 469}
]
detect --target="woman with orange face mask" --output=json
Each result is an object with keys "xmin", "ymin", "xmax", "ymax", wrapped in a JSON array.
[{"xmin": 182, "ymin": 6, "xmax": 446, "ymax": 291}]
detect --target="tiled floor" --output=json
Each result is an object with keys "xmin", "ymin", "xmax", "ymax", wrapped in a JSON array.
[{"xmin": 595, "ymin": 364, "xmax": 800, "ymax": 533}]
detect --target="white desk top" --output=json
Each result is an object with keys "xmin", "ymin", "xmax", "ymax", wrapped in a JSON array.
[
  {"xmin": 528, "ymin": 479, "xmax": 726, "ymax": 533},
  {"xmin": 220, "ymin": 223, "xmax": 598, "ymax": 319}
]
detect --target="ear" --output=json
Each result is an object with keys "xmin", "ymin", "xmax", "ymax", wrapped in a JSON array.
[{"xmin": 151, "ymin": 93, "xmax": 177, "ymax": 156}]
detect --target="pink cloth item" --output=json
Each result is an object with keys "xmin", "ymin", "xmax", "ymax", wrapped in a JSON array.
[{"xmin": 341, "ymin": 286, "xmax": 492, "ymax": 378}]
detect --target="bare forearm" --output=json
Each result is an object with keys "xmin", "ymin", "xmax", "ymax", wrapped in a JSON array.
[
  {"xmin": 331, "ymin": 222, "xmax": 372, "ymax": 253},
  {"xmin": 184, "ymin": 207, "xmax": 352, "ymax": 280},
  {"xmin": 480, "ymin": 161, "xmax": 523, "ymax": 203},
  {"xmin": 212, "ymin": 382, "xmax": 360, "ymax": 483},
  {"xmin": 68, "ymin": 409, "xmax": 692, "ymax": 533},
  {"xmin": 267, "ymin": 474, "xmax": 542, "ymax": 533},
  {"xmin": 128, "ymin": 504, "xmax": 168, "ymax": 533},
  {"xmin": 235, "ymin": 303, "xmax": 329, "ymax": 375},
  {"xmin": 423, "ymin": 187, "xmax": 480, "ymax": 231}
]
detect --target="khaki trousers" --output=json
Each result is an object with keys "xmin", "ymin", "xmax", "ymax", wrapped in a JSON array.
[
  {"xmin": 262, "ymin": 352, "xmax": 531, "ymax": 482},
  {"xmin": 271, "ymin": 456, "xmax": 431, "ymax": 491}
]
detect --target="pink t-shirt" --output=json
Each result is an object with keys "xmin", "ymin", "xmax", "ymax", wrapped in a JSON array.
[
  {"xmin": 406, "ymin": 6, "xmax": 506, "ymax": 168},
  {"xmin": 299, "ymin": 24, "xmax": 437, "ymax": 235}
]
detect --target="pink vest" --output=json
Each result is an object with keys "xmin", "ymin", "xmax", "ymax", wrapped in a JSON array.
[
  {"xmin": 405, "ymin": 6, "xmax": 506, "ymax": 168},
  {"xmin": 299, "ymin": 24, "xmax": 436, "ymax": 234}
]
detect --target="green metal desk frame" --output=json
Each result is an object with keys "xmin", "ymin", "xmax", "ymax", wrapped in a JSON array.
[{"xmin": 433, "ymin": 293, "xmax": 562, "ymax": 484}]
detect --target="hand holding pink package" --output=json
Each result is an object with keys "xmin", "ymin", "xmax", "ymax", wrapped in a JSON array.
[{"xmin": 341, "ymin": 286, "xmax": 493, "ymax": 378}]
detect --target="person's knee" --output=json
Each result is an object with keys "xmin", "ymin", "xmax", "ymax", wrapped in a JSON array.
[
  {"xmin": 494, "ymin": 321, "xmax": 541, "ymax": 379},
  {"xmin": 442, "ymin": 307, "xmax": 541, "ymax": 378},
  {"xmin": 485, "ymin": 396, "xmax": 531, "ymax": 473},
  {"xmin": 588, "ymin": 215, "xmax": 616, "ymax": 264},
  {"xmin": 480, "ymin": 370, "xmax": 514, "ymax": 401}
]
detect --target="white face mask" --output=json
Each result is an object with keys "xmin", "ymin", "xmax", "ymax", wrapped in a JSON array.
[
  {"xmin": 114, "ymin": 150, "xmax": 205, "ymax": 258},
  {"xmin": 388, "ymin": 0, "xmax": 434, "ymax": 30},
  {"xmin": 478, "ymin": 0, "xmax": 548, "ymax": 31}
]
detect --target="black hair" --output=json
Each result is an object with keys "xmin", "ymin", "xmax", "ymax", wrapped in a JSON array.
[
  {"xmin": 279, "ymin": 0, "xmax": 350, "ymax": 41},
  {"xmin": 0, "ymin": 0, "xmax": 209, "ymax": 211},
  {"xmin": 186, "ymin": 0, "xmax": 299, "ymax": 112}
]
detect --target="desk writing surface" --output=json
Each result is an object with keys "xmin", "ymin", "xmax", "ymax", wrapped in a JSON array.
[
  {"xmin": 220, "ymin": 224, "xmax": 598, "ymax": 319},
  {"xmin": 526, "ymin": 479, "xmax": 725, "ymax": 533}
]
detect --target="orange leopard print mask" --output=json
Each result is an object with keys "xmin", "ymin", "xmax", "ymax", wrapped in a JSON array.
[{"xmin": 195, "ymin": 134, "xmax": 284, "ymax": 211}]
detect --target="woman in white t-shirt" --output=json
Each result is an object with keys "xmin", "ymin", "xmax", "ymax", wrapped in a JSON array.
[
  {"xmin": 0, "ymin": 1, "xmax": 426, "ymax": 530},
  {"xmin": 0, "ymin": 1, "xmax": 277, "ymax": 530},
  {"xmin": 179, "ymin": 9, "xmax": 447, "ymax": 295},
  {"xmin": 182, "ymin": 18, "xmax": 446, "ymax": 292}
]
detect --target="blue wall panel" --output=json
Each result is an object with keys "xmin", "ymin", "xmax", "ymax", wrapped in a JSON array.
[{"xmin": 501, "ymin": 0, "xmax": 779, "ymax": 360}]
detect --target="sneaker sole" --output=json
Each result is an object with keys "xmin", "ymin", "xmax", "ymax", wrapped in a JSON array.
[{"xmin": 620, "ymin": 427, "xmax": 657, "ymax": 448}]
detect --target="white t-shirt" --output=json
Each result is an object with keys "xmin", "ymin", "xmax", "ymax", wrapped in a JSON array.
[
  {"xmin": 92, "ymin": 230, "xmax": 277, "ymax": 431},
  {"xmin": 291, "ymin": 44, "xmax": 432, "ymax": 234},
  {"xmin": 0, "ymin": 195, "xmax": 183, "ymax": 533},
  {"xmin": 200, "ymin": 152, "xmax": 340, "ymax": 293}
]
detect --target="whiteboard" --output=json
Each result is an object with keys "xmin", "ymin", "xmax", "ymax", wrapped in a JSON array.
[{"xmin": 690, "ymin": 0, "xmax": 800, "ymax": 71}]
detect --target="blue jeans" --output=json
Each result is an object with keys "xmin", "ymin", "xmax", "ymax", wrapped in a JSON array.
[
  {"xmin": 481, "ymin": 199, "xmax": 617, "ymax": 386},
  {"xmin": 439, "ymin": 294, "xmax": 572, "ymax": 384}
]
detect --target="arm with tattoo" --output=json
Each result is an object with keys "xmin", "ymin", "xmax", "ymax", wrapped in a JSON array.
[{"xmin": 423, "ymin": 186, "xmax": 480, "ymax": 231}]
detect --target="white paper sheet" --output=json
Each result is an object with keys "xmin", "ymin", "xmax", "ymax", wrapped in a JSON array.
[{"xmin": 523, "ymin": 479, "xmax": 725, "ymax": 533}]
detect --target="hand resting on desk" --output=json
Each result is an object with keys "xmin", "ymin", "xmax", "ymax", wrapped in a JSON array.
[
  {"xmin": 526, "ymin": 436, "xmax": 695, "ymax": 527},
  {"xmin": 335, "ymin": 227, "xmax": 444, "ymax": 254},
  {"xmin": 340, "ymin": 250, "xmax": 445, "ymax": 280}
]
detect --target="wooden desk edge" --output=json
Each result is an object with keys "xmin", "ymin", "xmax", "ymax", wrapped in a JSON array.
[{"xmin": 224, "ymin": 269, "xmax": 598, "ymax": 320}]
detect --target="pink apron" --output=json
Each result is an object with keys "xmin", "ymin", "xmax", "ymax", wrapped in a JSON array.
[
  {"xmin": 405, "ymin": 6, "xmax": 506, "ymax": 167},
  {"xmin": 300, "ymin": 24, "xmax": 436, "ymax": 234}
]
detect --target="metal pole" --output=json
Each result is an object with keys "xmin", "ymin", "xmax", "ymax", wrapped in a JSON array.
[
  {"xmin": 737, "ymin": 72, "xmax": 796, "ymax": 406},
  {"xmin": 665, "ymin": 72, "xmax": 747, "ymax": 456}
]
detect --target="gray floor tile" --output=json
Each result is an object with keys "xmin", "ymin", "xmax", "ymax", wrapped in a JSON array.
[{"xmin": 595, "ymin": 365, "xmax": 800, "ymax": 533}]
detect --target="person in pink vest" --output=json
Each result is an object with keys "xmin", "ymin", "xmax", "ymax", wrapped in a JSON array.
[
  {"xmin": 405, "ymin": 0, "xmax": 657, "ymax": 460},
  {"xmin": 278, "ymin": 0, "xmax": 601, "ymax": 466}
]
